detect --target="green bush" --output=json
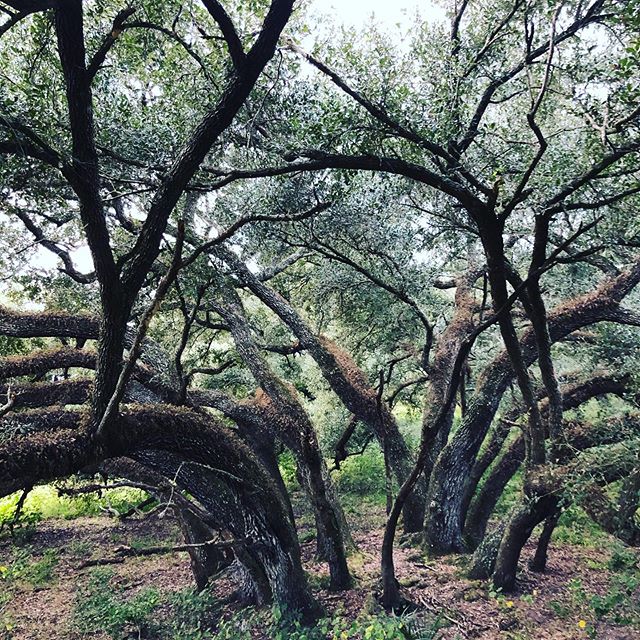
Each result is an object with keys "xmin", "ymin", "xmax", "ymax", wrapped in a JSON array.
[
  {"xmin": 163, "ymin": 587, "xmax": 220, "ymax": 640},
  {"xmin": 334, "ymin": 447, "xmax": 387, "ymax": 497},
  {"xmin": 279, "ymin": 450, "xmax": 300, "ymax": 490},
  {"xmin": 0, "ymin": 493, "xmax": 41, "ymax": 542},
  {"xmin": 554, "ymin": 506, "xmax": 608, "ymax": 547},
  {"xmin": 0, "ymin": 485, "xmax": 152, "ymax": 529}
]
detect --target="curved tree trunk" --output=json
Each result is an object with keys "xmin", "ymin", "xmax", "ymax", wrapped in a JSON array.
[
  {"xmin": 462, "ymin": 372, "xmax": 633, "ymax": 549},
  {"xmin": 460, "ymin": 419, "xmax": 514, "ymax": 531},
  {"xmin": 492, "ymin": 492, "xmax": 559, "ymax": 591},
  {"xmin": 579, "ymin": 474, "xmax": 640, "ymax": 546},
  {"xmin": 0, "ymin": 406, "xmax": 322, "ymax": 620},
  {"xmin": 529, "ymin": 508, "xmax": 561, "ymax": 573},
  {"xmin": 102, "ymin": 457, "xmax": 232, "ymax": 592},
  {"xmin": 217, "ymin": 246, "xmax": 426, "ymax": 533},
  {"xmin": 211, "ymin": 286, "xmax": 352, "ymax": 589},
  {"xmin": 237, "ymin": 419, "xmax": 295, "ymax": 525},
  {"xmin": 463, "ymin": 436, "xmax": 525, "ymax": 549},
  {"xmin": 424, "ymin": 262, "xmax": 640, "ymax": 554},
  {"xmin": 467, "ymin": 522, "xmax": 506, "ymax": 580}
]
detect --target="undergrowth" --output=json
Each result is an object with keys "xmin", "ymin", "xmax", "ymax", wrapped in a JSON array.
[{"xmin": 69, "ymin": 567, "xmax": 443, "ymax": 640}]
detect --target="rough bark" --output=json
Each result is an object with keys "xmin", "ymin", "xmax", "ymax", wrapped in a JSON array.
[
  {"xmin": 467, "ymin": 522, "xmax": 506, "ymax": 580},
  {"xmin": 491, "ymin": 437, "xmax": 640, "ymax": 591},
  {"xmin": 217, "ymin": 246, "xmax": 425, "ymax": 532},
  {"xmin": 422, "ymin": 269, "xmax": 478, "ymax": 478},
  {"xmin": 464, "ymin": 436, "xmax": 525, "ymax": 549},
  {"xmin": 0, "ymin": 406, "xmax": 321, "ymax": 618},
  {"xmin": 463, "ymin": 371, "xmax": 631, "ymax": 548},
  {"xmin": 424, "ymin": 257, "xmax": 640, "ymax": 553},
  {"xmin": 492, "ymin": 492, "xmax": 559, "ymax": 591},
  {"xmin": 529, "ymin": 508, "xmax": 561, "ymax": 572},
  {"xmin": 102, "ymin": 457, "xmax": 232, "ymax": 591},
  {"xmin": 209, "ymin": 285, "xmax": 352, "ymax": 589}
]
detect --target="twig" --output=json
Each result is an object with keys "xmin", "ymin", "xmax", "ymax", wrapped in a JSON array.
[
  {"xmin": 0, "ymin": 384, "xmax": 15, "ymax": 418},
  {"xmin": 78, "ymin": 537, "xmax": 250, "ymax": 568}
]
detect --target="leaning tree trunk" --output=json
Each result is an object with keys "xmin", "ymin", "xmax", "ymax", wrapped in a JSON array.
[
  {"xmin": 492, "ymin": 475, "xmax": 560, "ymax": 592},
  {"xmin": 217, "ymin": 246, "xmax": 426, "ymax": 533},
  {"xmin": 467, "ymin": 522, "xmax": 507, "ymax": 580},
  {"xmin": 423, "ymin": 264, "xmax": 640, "ymax": 555},
  {"xmin": 209, "ymin": 286, "xmax": 352, "ymax": 590},
  {"xmin": 462, "ymin": 372, "xmax": 633, "ymax": 549},
  {"xmin": 0, "ymin": 406, "xmax": 322, "ymax": 619},
  {"xmin": 102, "ymin": 457, "xmax": 232, "ymax": 591},
  {"xmin": 463, "ymin": 436, "xmax": 525, "ymax": 549},
  {"xmin": 579, "ymin": 475, "xmax": 640, "ymax": 546},
  {"xmin": 236, "ymin": 418, "xmax": 295, "ymax": 525},
  {"xmin": 529, "ymin": 508, "xmax": 561, "ymax": 573},
  {"xmin": 132, "ymin": 443, "xmax": 320, "ymax": 614},
  {"xmin": 459, "ymin": 419, "xmax": 513, "ymax": 532},
  {"xmin": 423, "ymin": 364, "xmax": 513, "ymax": 554}
]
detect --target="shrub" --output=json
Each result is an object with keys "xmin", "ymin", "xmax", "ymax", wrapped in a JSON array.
[{"xmin": 334, "ymin": 447, "xmax": 387, "ymax": 497}]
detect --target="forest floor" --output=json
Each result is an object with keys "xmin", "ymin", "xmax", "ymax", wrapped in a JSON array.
[{"xmin": 0, "ymin": 496, "xmax": 638, "ymax": 640}]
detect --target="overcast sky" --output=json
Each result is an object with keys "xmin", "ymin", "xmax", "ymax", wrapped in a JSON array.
[{"xmin": 309, "ymin": 0, "xmax": 447, "ymax": 28}]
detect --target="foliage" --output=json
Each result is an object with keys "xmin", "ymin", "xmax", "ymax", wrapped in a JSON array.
[
  {"xmin": 70, "ymin": 573, "xmax": 444, "ymax": 640},
  {"xmin": 554, "ymin": 506, "xmax": 610, "ymax": 547},
  {"xmin": 334, "ymin": 446, "xmax": 388, "ymax": 498},
  {"xmin": 547, "ymin": 544, "xmax": 640, "ymax": 635},
  {"xmin": 0, "ymin": 0, "xmax": 640, "ymax": 628},
  {"xmin": 164, "ymin": 588, "xmax": 221, "ymax": 640},
  {"xmin": 215, "ymin": 604, "xmax": 443, "ymax": 640},
  {"xmin": 0, "ymin": 492, "xmax": 41, "ymax": 543},
  {"xmin": 0, "ymin": 485, "xmax": 151, "ymax": 532}
]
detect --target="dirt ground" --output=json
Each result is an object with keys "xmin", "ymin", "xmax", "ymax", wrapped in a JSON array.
[{"xmin": 0, "ymin": 507, "xmax": 638, "ymax": 640}]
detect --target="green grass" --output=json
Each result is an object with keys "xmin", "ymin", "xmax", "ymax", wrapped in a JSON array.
[
  {"xmin": 72, "ymin": 567, "xmax": 162, "ymax": 639},
  {"xmin": 0, "ymin": 547, "xmax": 58, "ymax": 590},
  {"xmin": 70, "ymin": 567, "xmax": 445, "ymax": 640},
  {"xmin": 546, "ymin": 544, "xmax": 640, "ymax": 636},
  {"xmin": 0, "ymin": 485, "xmax": 152, "ymax": 537},
  {"xmin": 554, "ymin": 506, "xmax": 609, "ymax": 547}
]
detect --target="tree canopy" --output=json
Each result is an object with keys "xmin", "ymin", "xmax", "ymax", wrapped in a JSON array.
[{"xmin": 0, "ymin": 0, "xmax": 639, "ymax": 627}]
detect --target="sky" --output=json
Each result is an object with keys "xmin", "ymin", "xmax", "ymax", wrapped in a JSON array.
[{"xmin": 309, "ymin": 0, "xmax": 446, "ymax": 28}]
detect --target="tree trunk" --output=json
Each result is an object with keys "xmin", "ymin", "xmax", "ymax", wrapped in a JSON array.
[
  {"xmin": 423, "ymin": 267, "xmax": 637, "ymax": 555},
  {"xmin": 492, "ymin": 492, "xmax": 558, "ymax": 592},
  {"xmin": 0, "ymin": 406, "xmax": 322, "ymax": 620},
  {"xmin": 217, "ymin": 247, "xmax": 426, "ymax": 532},
  {"xmin": 211, "ymin": 286, "xmax": 353, "ymax": 589},
  {"xmin": 133, "ymin": 445, "xmax": 320, "ymax": 616},
  {"xmin": 467, "ymin": 523, "xmax": 506, "ymax": 580},
  {"xmin": 237, "ymin": 420, "xmax": 295, "ymax": 525},
  {"xmin": 460, "ymin": 419, "xmax": 513, "ymax": 529},
  {"xmin": 423, "ymin": 369, "xmax": 512, "ymax": 553},
  {"xmin": 296, "ymin": 445, "xmax": 353, "ymax": 589},
  {"xmin": 529, "ymin": 508, "xmax": 560, "ymax": 573},
  {"xmin": 177, "ymin": 507, "xmax": 231, "ymax": 591},
  {"xmin": 463, "ymin": 436, "xmax": 525, "ymax": 549}
]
